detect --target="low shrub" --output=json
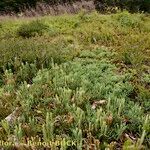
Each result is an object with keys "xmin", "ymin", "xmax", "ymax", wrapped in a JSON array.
[
  {"xmin": 17, "ymin": 20, "xmax": 49, "ymax": 38},
  {"xmin": 0, "ymin": 36, "xmax": 80, "ymax": 85},
  {"xmin": 114, "ymin": 11, "xmax": 142, "ymax": 28}
]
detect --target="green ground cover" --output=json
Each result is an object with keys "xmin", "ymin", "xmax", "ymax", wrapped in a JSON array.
[{"xmin": 0, "ymin": 11, "xmax": 150, "ymax": 149}]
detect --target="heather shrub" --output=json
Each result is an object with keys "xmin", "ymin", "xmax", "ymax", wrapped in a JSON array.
[
  {"xmin": 114, "ymin": 11, "xmax": 142, "ymax": 28},
  {"xmin": 17, "ymin": 20, "xmax": 49, "ymax": 38}
]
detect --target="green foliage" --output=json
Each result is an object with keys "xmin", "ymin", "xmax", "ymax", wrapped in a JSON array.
[
  {"xmin": 17, "ymin": 20, "xmax": 49, "ymax": 38},
  {"xmin": 123, "ymin": 115, "xmax": 150, "ymax": 150},
  {"xmin": 14, "ymin": 123, "xmax": 23, "ymax": 142},
  {"xmin": 42, "ymin": 112, "xmax": 54, "ymax": 141},
  {"xmin": 137, "ymin": 85, "xmax": 150, "ymax": 112},
  {"xmin": 1, "ymin": 120, "xmax": 11, "ymax": 136},
  {"xmin": 0, "ymin": 36, "xmax": 78, "ymax": 84},
  {"xmin": 115, "ymin": 11, "xmax": 142, "ymax": 28},
  {"xmin": 0, "ymin": 12, "xmax": 149, "ymax": 149},
  {"xmin": 72, "ymin": 128, "xmax": 82, "ymax": 150},
  {"xmin": 3, "ymin": 48, "xmax": 142, "ymax": 148}
]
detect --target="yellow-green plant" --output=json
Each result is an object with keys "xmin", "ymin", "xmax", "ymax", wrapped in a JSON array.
[
  {"xmin": 14, "ymin": 123, "xmax": 23, "ymax": 142},
  {"xmin": 1, "ymin": 120, "xmax": 11, "ymax": 137},
  {"xmin": 72, "ymin": 128, "xmax": 82, "ymax": 150},
  {"xmin": 42, "ymin": 112, "xmax": 54, "ymax": 142}
]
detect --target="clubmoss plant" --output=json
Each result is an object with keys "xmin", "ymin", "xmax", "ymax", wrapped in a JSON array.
[{"xmin": 42, "ymin": 112, "xmax": 54, "ymax": 142}]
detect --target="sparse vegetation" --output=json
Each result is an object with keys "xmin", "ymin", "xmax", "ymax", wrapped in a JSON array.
[{"xmin": 0, "ymin": 11, "xmax": 150, "ymax": 149}]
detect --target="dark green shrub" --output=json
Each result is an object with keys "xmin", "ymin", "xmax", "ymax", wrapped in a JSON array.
[
  {"xmin": 17, "ymin": 20, "xmax": 49, "ymax": 38},
  {"xmin": 0, "ymin": 0, "xmax": 37, "ymax": 13},
  {"xmin": 94, "ymin": 0, "xmax": 150, "ymax": 13}
]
